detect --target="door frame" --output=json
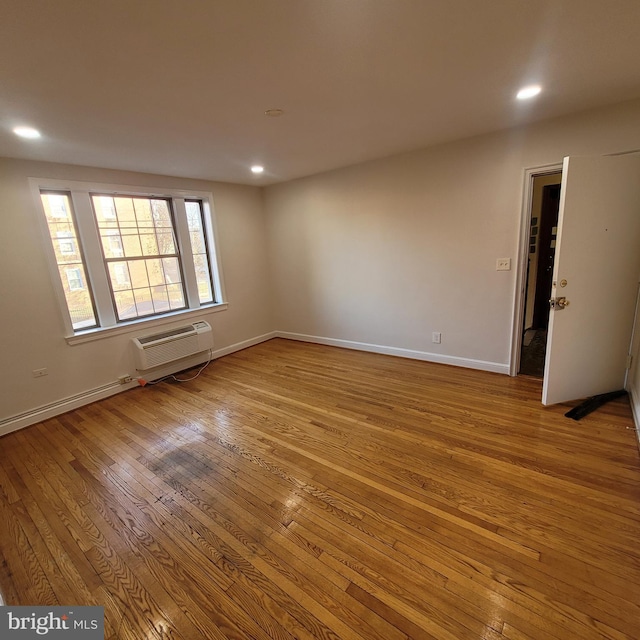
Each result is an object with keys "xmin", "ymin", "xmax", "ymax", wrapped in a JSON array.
[{"xmin": 509, "ymin": 162, "xmax": 563, "ymax": 376}]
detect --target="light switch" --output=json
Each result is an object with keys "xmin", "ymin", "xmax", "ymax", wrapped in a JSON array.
[{"xmin": 496, "ymin": 258, "xmax": 511, "ymax": 271}]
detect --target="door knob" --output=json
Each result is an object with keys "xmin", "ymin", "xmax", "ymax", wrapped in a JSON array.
[{"xmin": 549, "ymin": 296, "xmax": 570, "ymax": 310}]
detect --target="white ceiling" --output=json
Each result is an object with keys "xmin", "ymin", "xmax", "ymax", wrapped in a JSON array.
[{"xmin": 1, "ymin": 0, "xmax": 640, "ymax": 185}]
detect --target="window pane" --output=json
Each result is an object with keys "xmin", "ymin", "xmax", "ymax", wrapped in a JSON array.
[
  {"xmin": 146, "ymin": 258, "xmax": 165, "ymax": 286},
  {"xmin": 167, "ymin": 283, "xmax": 185, "ymax": 309},
  {"xmin": 155, "ymin": 232, "xmax": 175, "ymax": 253},
  {"xmin": 140, "ymin": 233, "xmax": 159, "ymax": 255},
  {"xmin": 40, "ymin": 191, "xmax": 98, "ymax": 330},
  {"xmin": 65, "ymin": 267, "xmax": 83, "ymax": 290},
  {"xmin": 108, "ymin": 262, "xmax": 131, "ymax": 291},
  {"xmin": 133, "ymin": 198, "xmax": 153, "ymax": 227},
  {"xmin": 57, "ymin": 231, "xmax": 76, "ymax": 255},
  {"xmin": 151, "ymin": 285, "xmax": 170, "ymax": 312},
  {"xmin": 129, "ymin": 260, "xmax": 150, "ymax": 290},
  {"xmin": 110, "ymin": 235, "xmax": 124, "ymax": 257},
  {"xmin": 122, "ymin": 231, "xmax": 143, "ymax": 257},
  {"xmin": 193, "ymin": 254, "xmax": 213, "ymax": 303},
  {"xmin": 114, "ymin": 290, "xmax": 136, "ymax": 320},
  {"xmin": 185, "ymin": 200, "xmax": 214, "ymax": 304},
  {"xmin": 93, "ymin": 196, "xmax": 117, "ymax": 222},
  {"xmin": 151, "ymin": 200, "xmax": 172, "ymax": 227},
  {"xmin": 190, "ymin": 231, "xmax": 205, "ymax": 254},
  {"xmin": 91, "ymin": 194, "xmax": 187, "ymax": 322},
  {"xmin": 133, "ymin": 288, "xmax": 154, "ymax": 317},
  {"xmin": 114, "ymin": 198, "xmax": 136, "ymax": 225},
  {"xmin": 162, "ymin": 257, "xmax": 181, "ymax": 283},
  {"xmin": 100, "ymin": 229, "xmax": 124, "ymax": 258}
]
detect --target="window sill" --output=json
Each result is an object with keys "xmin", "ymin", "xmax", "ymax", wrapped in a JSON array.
[{"xmin": 65, "ymin": 303, "xmax": 228, "ymax": 345}]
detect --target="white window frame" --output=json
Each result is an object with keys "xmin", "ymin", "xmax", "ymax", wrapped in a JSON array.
[{"xmin": 30, "ymin": 178, "xmax": 227, "ymax": 344}]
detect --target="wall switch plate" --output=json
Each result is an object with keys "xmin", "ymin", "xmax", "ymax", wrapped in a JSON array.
[
  {"xmin": 496, "ymin": 258, "xmax": 511, "ymax": 271},
  {"xmin": 432, "ymin": 332, "xmax": 441, "ymax": 344}
]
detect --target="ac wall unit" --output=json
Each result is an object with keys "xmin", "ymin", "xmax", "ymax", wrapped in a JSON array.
[{"xmin": 132, "ymin": 321, "xmax": 213, "ymax": 371}]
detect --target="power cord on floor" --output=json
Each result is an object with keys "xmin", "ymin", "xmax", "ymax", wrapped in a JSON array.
[{"xmin": 138, "ymin": 349, "xmax": 213, "ymax": 386}]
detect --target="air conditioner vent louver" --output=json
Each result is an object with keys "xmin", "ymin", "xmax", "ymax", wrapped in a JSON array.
[
  {"xmin": 137, "ymin": 326, "xmax": 194, "ymax": 344},
  {"xmin": 132, "ymin": 321, "xmax": 213, "ymax": 371}
]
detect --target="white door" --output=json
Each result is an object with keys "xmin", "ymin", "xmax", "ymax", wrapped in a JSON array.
[{"xmin": 542, "ymin": 154, "xmax": 640, "ymax": 405}]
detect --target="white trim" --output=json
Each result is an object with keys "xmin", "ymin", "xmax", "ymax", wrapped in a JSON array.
[
  {"xmin": 173, "ymin": 197, "xmax": 200, "ymax": 307},
  {"xmin": 28, "ymin": 177, "xmax": 216, "ymax": 201},
  {"xmin": 510, "ymin": 162, "xmax": 564, "ymax": 376},
  {"xmin": 628, "ymin": 385, "xmax": 640, "ymax": 448},
  {"xmin": 72, "ymin": 189, "xmax": 117, "ymax": 326},
  {"xmin": 276, "ymin": 332, "xmax": 509, "ymax": 374},
  {"xmin": 211, "ymin": 331, "xmax": 278, "ymax": 359},
  {"xmin": 66, "ymin": 303, "xmax": 228, "ymax": 345},
  {"xmin": 0, "ymin": 331, "xmax": 277, "ymax": 437},
  {"xmin": 0, "ymin": 380, "xmax": 132, "ymax": 438},
  {"xmin": 202, "ymin": 198, "xmax": 226, "ymax": 306}
]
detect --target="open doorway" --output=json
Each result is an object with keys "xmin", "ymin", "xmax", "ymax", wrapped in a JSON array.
[{"xmin": 519, "ymin": 171, "xmax": 562, "ymax": 376}]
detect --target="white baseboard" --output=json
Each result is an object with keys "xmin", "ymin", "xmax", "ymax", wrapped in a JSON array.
[
  {"xmin": 276, "ymin": 331, "xmax": 510, "ymax": 375},
  {"xmin": 0, "ymin": 381, "xmax": 134, "ymax": 438},
  {"xmin": 0, "ymin": 331, "xmax": 277, "ymax": 438},
  {"xmin": 212, "ymin": 331, "xmax": 278, "ymax": 359}
]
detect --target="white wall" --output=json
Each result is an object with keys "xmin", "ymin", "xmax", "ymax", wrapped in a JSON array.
[
  {"xmin": 265, "ymin": 98, "xmax": 640, "ymax": 373},
  {"xmin": 0, "ymin": 159, "xmax": 273, "ymax": 432}
]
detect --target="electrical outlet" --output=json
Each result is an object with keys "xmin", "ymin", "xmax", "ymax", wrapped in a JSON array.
[
  {"xmin": 118, "ymin": 375, "xmax": 134, "ymax": 384},
  {"xmin": 496, "ymin": 258, "xmax": 511, "ymax": 271},
  {"xmin": 432, "ymin": 332, "xmax": 441, "ymax": 344},
  {"xmin": 32, "ymin": 368, "xmax": 48, "ymax": 378}
]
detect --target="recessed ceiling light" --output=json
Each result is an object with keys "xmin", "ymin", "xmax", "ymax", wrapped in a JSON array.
[
  {"xmin": 13, "ymin": 126, "xmax": 41, "ymax": 139},
  {"xmin": 516, "ymin": 85, "xmax": 542, "ymax": 100},
  {"xmin": 251, "ymin": 165, "xmax": 264, "ymax": 174},
  {"xmin": 264, "ymin": 109, "xmax": 284, "ymax": 117}
]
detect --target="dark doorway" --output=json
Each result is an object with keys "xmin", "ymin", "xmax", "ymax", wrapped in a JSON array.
[
  {"xmin": 532, "ymin": 184, "xmax": 561, "ymax": 329},
  {"xmin": 519, "ymin": 174, "xmax": 562, "ymax": 377}
]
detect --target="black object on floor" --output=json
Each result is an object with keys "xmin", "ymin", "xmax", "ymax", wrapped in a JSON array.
[
  {"xmin": 519, "ymin": 329, "xmax": 547, "ymax": 377},
  {"xmin": 564, "ymin": 389, "xmax": 627, "ymax": 420}
]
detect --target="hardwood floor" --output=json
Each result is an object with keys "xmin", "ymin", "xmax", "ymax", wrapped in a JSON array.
[{"xmin": 1, "ymin": 338, "xmax": 639, "ymax": 639}]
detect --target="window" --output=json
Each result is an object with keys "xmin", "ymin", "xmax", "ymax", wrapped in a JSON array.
[
  {"xmin": 48, "ymin": 193, "xmax": 69, "ymax": 218},
  {"xmin": 107, "ymin": 235, "xmax": 124, "ymax": 257},
  {"xmin": 40, "ymin": 191, "xmax": 97, "ymax": 330},
  {"xmin": 36, "ymin": 181, "xmax": 223, "ymax": 335},
  {"xmin": 56, "ymin": 231, "xmax": 76, "ymax": 255},
  {"xmin": 112, "ymin": 263, "xmax": 130, "ymax": 286},
  {"xmin": 65, "ymin": 268, "xmax": 84, "ymax": 291},
  {"xmin": 93, "ymin": 194, "xmax": 187, "ymax": 321},
  {"xmin": 186, "ymin": 199, "xmax": 215, "ymax": 305}
]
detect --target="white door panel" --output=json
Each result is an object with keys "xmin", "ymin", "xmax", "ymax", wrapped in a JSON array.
[{"xmin": 542, "ymin": 155, "xmax": 640, "ymax": 405}]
